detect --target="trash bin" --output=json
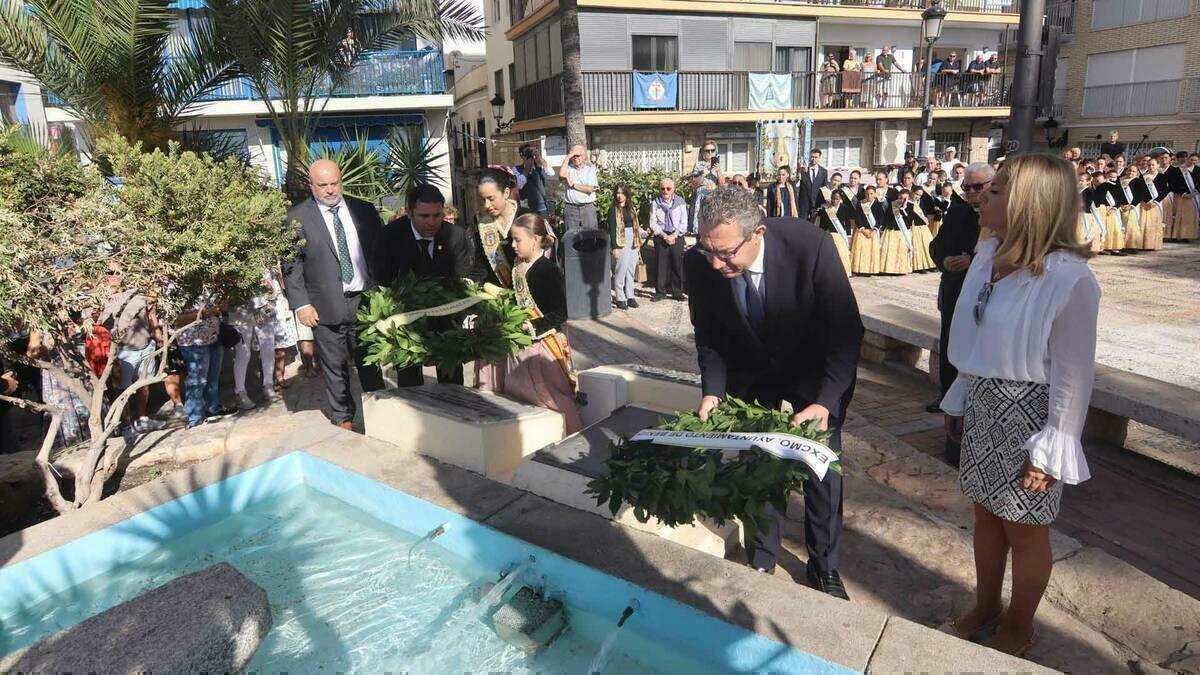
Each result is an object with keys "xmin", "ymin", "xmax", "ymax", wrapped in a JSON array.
[{"xmin": 560, "ymin": 228, "xmax": 611, "ymax": 320}]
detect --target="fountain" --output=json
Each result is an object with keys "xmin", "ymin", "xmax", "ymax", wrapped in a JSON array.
[
  {"xmin": 587, "ymin": 599, "xmax": 639, "ymax": 674},
  {"xmin": 406, "ymin": 523, "xmax": 448, "ymax": 565}
]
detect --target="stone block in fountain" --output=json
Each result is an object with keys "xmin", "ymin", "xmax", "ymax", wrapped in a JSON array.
[
  {"xmin": 363, "ymin": 384, "xmax": 565, "ymax": 478},
  {"xmin": 491, "ymin": 586, "xmax": 566, "ymax": 655}
]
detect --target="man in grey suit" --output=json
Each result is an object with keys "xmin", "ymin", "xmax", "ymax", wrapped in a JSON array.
[{"xmin": 284, "ymin": 159, "xmax": 385, "ymax": 429}]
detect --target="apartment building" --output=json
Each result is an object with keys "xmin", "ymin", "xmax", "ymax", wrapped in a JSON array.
[
  {"xmin": 1049, "ymin": 0, "xmax": 1200, "ymax": 157},
  {"xmin": 41, "ymin": 2, "xmax": 455, "ymax": 191},
  {"xmin": 470, "ymin": 0, "xmax": 1019, "ymax": 181}
]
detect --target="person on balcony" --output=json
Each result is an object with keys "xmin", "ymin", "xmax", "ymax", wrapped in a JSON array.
[
  {"xmin": 937, "ymin": 51, "xmax": 962, "ymax": 106},
  {"xmin": 875, "ymin": 46, "xmax": 905, "ymax": 107},
  {"xmin": 559, "ymin": 144, "xmax": 598, "ymax": 231},
  {"xmin": 841, "ymin": 50, "xmax": 863, "ymax": 108},
  {"xmin": 820, "ymin": 55, "xmax": 841, "ymax": 108},
  {"xmin": 965, "ymin": 53, "xmax": 989, "ymax": 106}
]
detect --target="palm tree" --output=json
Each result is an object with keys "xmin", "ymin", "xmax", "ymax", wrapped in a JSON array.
[
  {"xmin": 0, "ymin": 0, "xmax": 239, "ymax": 151},
  {"xmin": 205, "ymin": 0, "xmax": 483, "ymax": 199},
  {"xmin": 559, "ymin": 0, "xmax": 585, "ymax": 148}
]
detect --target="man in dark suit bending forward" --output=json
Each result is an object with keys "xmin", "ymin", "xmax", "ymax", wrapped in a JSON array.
[
  {"xmin": 685, "ymin": 186, "xmax": 864, "ymax": 599},
  {"xmin": 284, "ymin": 159, "xmax": 385, "ymax": 429}
]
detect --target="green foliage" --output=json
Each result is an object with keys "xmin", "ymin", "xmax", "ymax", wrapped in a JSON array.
[
  {"xmin": 586, "ymin": 397, "xmax": 841, "ymax": 543},
  {"xmin": 357, "ymin": 274, "xmax": 535, "ymax": 374},
  {"xmin": 385, "ymin": 127, "xmax": 447, "ymax": 198},
  {"xmin": 584, "ymin": 164, "xmax": 697, "ymax": 226},
  {"xmin": 306, "ymin": 133, "xmax": 391, "ymax": 205},
  {"xmin": 0, "ymin": 0, "xmax": 238, "ymax": 150}
]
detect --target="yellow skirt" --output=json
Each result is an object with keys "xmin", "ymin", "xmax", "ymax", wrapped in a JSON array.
[
  {"xmin": 909, "ymin": 224, "xmax": 935, "ymax": 271},
  {"xmin": 830, "ymin": 232, "xmax": 851, "ymax": 277},
  {"xmin": 1101, "ymin": 209, "xmax": 1124, "ymax": 251},
  {"xmin": 1138, "ymin": 203, "xmax": 1164, "ymax": 250},
  {"xmin": 850, "ymin": 228, "xmax": 880, "ymax": 275},
  {"xmin": 1174, "ymin": 195, "xmax": 1200, "ymax": 240},
  {"xmin": 879, "ymin": 230, "xmax": 913, "ymax": 275},
  {"xmin": 928, "ymin": 217, "xmax": 941, "ymax": 238},
  {"xmin": 1120, "ymin": 208, "xmax": 1143, "ymax": 250},
  {"xmin": 1162, "ymin": 195, "xmax": 1177, "ymax": 238}
]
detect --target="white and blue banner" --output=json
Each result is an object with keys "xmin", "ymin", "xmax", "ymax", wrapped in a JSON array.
[
  {"xmin": 632, "ymin": 72, "xmax": 678, "ymax": 109},
  {"xmin": 749, "ymin": 73, "xmax": 792, "ymax": 110}
]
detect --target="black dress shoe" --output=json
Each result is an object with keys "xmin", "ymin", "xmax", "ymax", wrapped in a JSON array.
[
  {"xmin": 925, "ymin": 400, "xmax": 943, "ymax": 414},
  {"xmin": 626, "ymin": 298, "xmax": 639, "ymax": 309},
  {"xmin": 806, "ymin": 566, "xmax": 850, "ymax": 600},
  {"xmin": 651, "ymin": 294, "xmax": 665, "ymax": 302},
  {"xmin": 614, "ymin": 300, "xmax": 628, "ymax": 310}
]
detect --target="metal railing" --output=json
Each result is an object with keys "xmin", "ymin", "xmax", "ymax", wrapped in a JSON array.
[
  {"xmin": 1039, "ymin": 91, "xmax": 1066, "ymax": 119},
  {"xmin": 45, "ymin": 50, "xmax": 445, "ymax": 106},
  {"xmin": 773, "ymin": 0, "xmax": 1016, "ymax": 13},
  {"xmin": 1081, "ymin": 80, "xmax": 1182, "ymax": 118},
  {"xmin": 1045, "ymin": 0, "xmax": 1075, "ymax": 34},
  {"xmin": 512, "ymin": 70, "xmax": 1008, "ymax": 119}
]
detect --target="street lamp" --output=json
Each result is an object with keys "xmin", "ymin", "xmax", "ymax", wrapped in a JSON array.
[
  {"xmin": 1041, "ymin": 116, "xmax": 1069, "ymax": 148},
  {"xmin": 918, "ymin": 0, "xmax": 948, "ymax": 161},
  {"xmin": 490, "ymin": 93, "xmax": 514, "ymax": 134}
]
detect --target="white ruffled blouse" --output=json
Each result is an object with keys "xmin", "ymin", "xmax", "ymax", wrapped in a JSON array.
[{"xmin": 940, "ymin": 239, "xmax": 1100, "ymax": 485}]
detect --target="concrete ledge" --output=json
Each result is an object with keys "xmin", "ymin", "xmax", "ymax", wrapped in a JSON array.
[
  {"xmin": 867, "ymin": 615, "xmax": 1057, "ymax": 674},
  {"xmin": 3, "ymin": 562, "xmax": 271, "ymax": 672},
  {"xmin": 577, "ymin": 364, "xmax": 702, "ymax": 425}
]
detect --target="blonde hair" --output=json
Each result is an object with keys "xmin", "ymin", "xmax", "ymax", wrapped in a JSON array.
[{"xmin": 993, "ymin": 154, "xmax": 1094, "ymax": 277}]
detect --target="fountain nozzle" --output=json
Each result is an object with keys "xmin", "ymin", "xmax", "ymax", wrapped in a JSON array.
[{"xmin": 617, "ymin": 599, "xmax": 639, "ymax": 628}]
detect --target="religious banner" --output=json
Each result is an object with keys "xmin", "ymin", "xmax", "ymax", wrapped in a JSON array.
[
  {"xmin": 632, "ymin": 71, "xmax": 678, "ymax": 109},
  {"xmin": 757, "ymin": 120, "xmax": 800, "ymax": 176},
  {"xmin": 749, "ymin": 73, "xmax": 792, "ymax": 110}
]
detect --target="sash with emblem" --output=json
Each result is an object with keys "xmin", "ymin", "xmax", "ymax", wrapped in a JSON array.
[
  {"xmin": 891, "ymin": 203, "xmax": 913, "ymax": 251},
  {"xmin": 477, "ymin": 200, "xmax": 518, "ymax": 287},
  {"xmin": 513, "ymin": 261, "xmax": 576, "ymax": 385}
]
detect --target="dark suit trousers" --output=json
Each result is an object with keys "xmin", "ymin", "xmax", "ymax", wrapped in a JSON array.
[
  {"xmin": 393, "ymin": 364, "xmax": 465, "ymax": 387},
  {"xmin": 313, "ymin": 293, "xmax": 384, "ymax": 424},
  {"xmin": 937, "ymin": 278, "xmax": 964, "ymax": 398},
  {"xmin": 655, "ymin": 234, "xmax": 684, "ymax": 295},
  {"xmin": 749, "ymin": 423, "xmax": 844, "ymax": 575}
]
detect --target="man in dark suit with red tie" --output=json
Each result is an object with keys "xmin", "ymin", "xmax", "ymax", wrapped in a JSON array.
[
  {"xmin": 685, "ymin": 186, "xmax": 864, "ymax": 599},
  {"xmin": 373, "ymin": 183, "xmax": 475, "ymax": 386}
]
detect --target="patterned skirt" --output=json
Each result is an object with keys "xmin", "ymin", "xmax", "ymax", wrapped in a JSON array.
[{"xmin": 960, "ymin": 376, "xmax": 1062, "ymax": 525}]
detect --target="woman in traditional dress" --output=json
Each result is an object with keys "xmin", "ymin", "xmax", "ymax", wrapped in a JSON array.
[
  {"xmin": 1079, "ymin": 173, "xmax": 1106, "ymax": 254},
  {"xmin": 814, "ymin": 189, "xmax": 852, "ymax": 276},
  {"xmin": 879, "ymin": 188, "xmax": 915, "ymax": 275},
  {"xmin": 470, "ymin": 168, "xmax": 530, "ymax": 288},
  {"xmin": 1152, "ymin": 151, "xmax": 1177, "ymax": 239},
  {"xmin": 766, "ymin": 165, "xmax": 800, "ymax": 218},
  {"xmin": 1114, "ymin": 166, "xmax": 1144, "ymax": 252},
  {"xmin": 851, "ymin": 184, "xmax": 884, "ymax": 275},
  {"xmin": 840, "ymin": 170, "xmax": 863, "ymax": 218},
  {"xmin": 1088, "ymin": 171, "xmax": 1123, "ymax": 254},
  {"xmin": 939, "ymin": 154, "xmax": 1098, "ymax": 657},
  {"xmin": 607, "ymin": 183, "xmax": 645, "ymax": 310},
  {"xmin": 1132, "ymin": 155, "xmax": 1165, "ymax": 251},
  {"xmin": 478, "ymin": 214, "xmax": 582, "ymax": 435},
  {"xmin": 1165, "ymin": 151, "xmax": 1200, "ymax": 241},
  {"xmin": 909, "ymin": 186, "xmax": 937, "ymax": 272}
]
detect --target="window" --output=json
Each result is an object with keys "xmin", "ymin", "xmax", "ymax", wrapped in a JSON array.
[
  {"xmin": 1083, "ymin": 44, "xmax": 1185, "ymax": 117},
  {"xmin": 476, "ymin": 118, "xmax": 488, "ymax": 168},
  {"xmin": 513, "ymin": 19, "xmax": 560, "ymax": 87},
  {"xmin": 508, "ymin": 64, "xmax": 516, "ymax": 95},
  {"xmin": 713, "ymin": 139, "xmax": 752, "ymax": 174},
  {"xmin": 810, "ymin": 138, "xmax": 864, "ymax": 172},
  {"xmin": 492, "ymin": 0, "xmax": 501, "ymax": 24},
  {"xmin": 632, "ymin": 35, "xmax": 678, "ymax": 72},
  {"xmin": 494, "ymin": 69, "xmax": 505, "ymax": 99},
  {"xmin": 929, "ymin": 133, "xmax": 965, "ymax": 162},
  {"xmin": 734, "ymin": 42, "xmax": 772, "ymax": 72},
  {"xmin": 774, "ymin": 47, "xmax": 812, "ymax": 73},
  {"xmin": 1092, "ymin": 0, "xmax": 1190, "ymax": 31}
]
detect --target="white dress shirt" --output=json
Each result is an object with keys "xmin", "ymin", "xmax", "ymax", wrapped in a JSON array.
[
  {"xmin": 940, "ymin": 239, "xmax": 1101, "ymax": 484},
  {"xmin": 411, "ymin": 222, "xmax": 434, "ymax": 259},
  {"xmin": 732, "ymin": 234, "xmax": 767, "ymax": 319},
  {"xmin": 321, "ymin": 199, "xmax": 369, "ymax": 293}
]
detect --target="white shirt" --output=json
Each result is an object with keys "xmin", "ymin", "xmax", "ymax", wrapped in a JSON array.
[
  {"xmin": 565, "ymin": 163, "xmax": 597, "ymax": 205},
  {"xmin": 940, "ymin": 239, "xmax": 1101, "ymax": 484},
  {"xmin": 411, "ymin": 222, "xmax": 434, "ymax": 258},
  {"xmin": 732, "ymin": 234, "xmax": 767, "ymax": 319},
  {"xmin": 321, "ymin": 199, "xmax": 369, "ymax": 293}
]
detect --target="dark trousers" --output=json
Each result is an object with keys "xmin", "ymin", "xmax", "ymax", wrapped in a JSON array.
[
  {"xmin": 393, "ymin": 364, "xmax": 464, "ymax": 387},
  {"xmin": 749, "ymin": 424, "xmax": 844, "ymax": 574},
  {"xmin": 654, "ymin": 234, "xmax": 684, "ymax": 295},
  {"xmin": 312, "ymin": 294, "xmax": 384, "ymax": 424},
  {"xmin": 938, "ymin": 279, "xmax": 963, "ymax": 466}
]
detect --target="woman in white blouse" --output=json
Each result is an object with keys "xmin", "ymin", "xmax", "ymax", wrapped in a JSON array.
[{"xmin": 938, "ymin": 154, "xmax": 1100, "ymax": 656}]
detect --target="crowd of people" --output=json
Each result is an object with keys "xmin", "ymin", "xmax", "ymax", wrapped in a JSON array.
[{"xmin": 816, "ymin": 47, "xmax": 1003, "ymax": 110}]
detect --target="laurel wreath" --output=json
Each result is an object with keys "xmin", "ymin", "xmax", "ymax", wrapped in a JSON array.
[
  {"xmin": 586, "ymin": 397, "xmax": 841, "ymax": 543},
  {"xmin": 357, "ymin": 274, "xmax": 535, "ymax": 373}
]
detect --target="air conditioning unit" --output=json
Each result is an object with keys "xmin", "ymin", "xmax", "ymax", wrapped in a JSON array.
[{"xmin": 875, "ymin": 121, "xmax": 908, "ymax": 166}]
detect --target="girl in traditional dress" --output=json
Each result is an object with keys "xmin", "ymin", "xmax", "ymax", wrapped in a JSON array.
[
  {"xmin": 766, "ymin": 165, "xmax": 800, "ymax": 218},
  {"xmin": 1079, "ymin": 173, "xmax": 1105, "ymax": 254},
  {"xmin": 815, "ymin": 190, "xmax": 852, "ymax": 276},
  {"xmin": 607, "ymin": 184, "xmax": 645, "ymax": 310},
  {"xmin": 939, "ymin": 154, "xmax": 1098, "ymax": 657},
  {"xmin": 1114, "ymin": 166, "xmax": 1143, "ymax": 252},
  {"xmin": 1152, "ymin": 151, "xmax": 1177, "ymax": 239},
  {"xmin": 1165, "ymin": 151, "xmax": 1200, "ymax": 241},
  {"xmin": 851, "ymin": 184, "xmax": 883, "ymax": 275},
  {"xmin": 840, "ymin": 170, "xmax": 863, "ymax": 221},
  {"xmin": 471, "ymin": 168, "xmax": 531, "ymax": 288},
  {"xmin": 1088, "ymin": 171, "xmax": 1123, "ymax": 254},
  {"xmin": 1132, "ymin": 155, "xmax": 1166, "ymax": 251},
  {"xmin": 478, "ymin": 214, "xmax": 583, "ymax": 435},
  {"xmin": 879, "ymin": 188, "xmax": 915, "ymax": 275},
  {"xmin": 819, "ymin": 172, "xmax": 844, "ymax": 215},
  {"xmin": 909, "ymin": 186, "xmax": 937, "ymax": 272}
]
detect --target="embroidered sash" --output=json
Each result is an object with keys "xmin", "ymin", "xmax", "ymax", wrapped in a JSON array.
[
  {"xmin": 860, "ymin": 201, "xmax": 877, "ymax": 229},
  {"xmin": 891, "ymin": 204, "xmax": 913, "ymax": 252},
  {"xmin": 952, "ymin": 182, "xmax": 965, "ymax": 198},
  {"xmin": 512, "ymin": 261, "xmax": 575, "ymax": 385},
  {"xmin": 1183, "ymin": 168, "xmax": 1200, "ymax": 216},
  {"xmin": 911, "ymin": 203, "xmax": 929, "ymax": 225},
  {"xmin": 773, "ymin": 183, "xmax": 798, "ymax": 218},
  {"xmin": 819, "ymin": 186, "xmax": 834, "ymax": 205},
  {"xmin": 478, "ymin": 201, "xmax": 517, "ymax": 287},
  {"xmin": 824, "ymin": 207, "xmax": 850, "ymax": 247},
  {"xmin": 1088, "ymin": 204, "xmax": 1107, "ymax": 238},
  {"xmin": 1121, "ymin": 182, "xmax": 1141, "ymax": 228}
]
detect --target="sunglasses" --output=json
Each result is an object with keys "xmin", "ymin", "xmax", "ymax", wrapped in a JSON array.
[
  {"xmin": 962, "ymin": 181, "xmax": 992, "ymax": 192},
  {"xmin": 105, "ymin": 269, "xmax": 121, "ymax": 276},
  {"xmin": 973, "ymin": 281, "xmax": 994, "ymax": 325},
  {"xmin": 703, "ymin": 148, "xmax": 716, "ymax": 153},
  {"xmin": 695, "ymin": 235, "xmax": 754, "ymax": 264}
]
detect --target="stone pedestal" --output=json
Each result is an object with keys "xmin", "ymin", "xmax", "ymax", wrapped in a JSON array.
[
  {"xmin": 576, "ymin": 364, "xmax": 703, "ymax": 426},
  {"xmin": 860, "ymin": 331, "xmax": 922, "ymax": 367},
  {"xmin": 1082, "ymin": 407, "xmax": 1130, "ymax": 448},
  {"xmin": 363, "ymin": 385, "xmax": 565, "ymax": 478}
]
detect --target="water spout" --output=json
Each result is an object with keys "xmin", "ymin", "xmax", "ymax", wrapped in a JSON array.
[
  {"xmin": 588, "ymin": 599, "xmax": 640, "ymax": 674},
  {"xmin": 617, "ymin": 599, "xmax": 639, "ymax": 628},
  {"xmin": 406, "ymin": 523, "xmax": 449, "ymax": 565}
]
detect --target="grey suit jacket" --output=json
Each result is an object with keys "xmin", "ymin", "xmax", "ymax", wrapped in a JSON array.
[{"xmin": 283, "ymin": 196, "xmax": 384, "ymax": 326}]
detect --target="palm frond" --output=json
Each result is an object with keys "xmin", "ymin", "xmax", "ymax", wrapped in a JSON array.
[{"xmin": 385, "ymin": 126, "xmax": 446, "ymax": 197}]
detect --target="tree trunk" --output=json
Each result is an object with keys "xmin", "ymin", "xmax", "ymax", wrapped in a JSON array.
[{"xmin": 559, "ymin": 0, "xmax": 586, "ymax": 149}]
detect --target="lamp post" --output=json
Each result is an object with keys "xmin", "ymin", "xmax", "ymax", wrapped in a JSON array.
[
  {"xmin": 918, "ymin": 0, "xmax": 947, "ymax": 162},
  {"xmin": 490, "ymin": 93, "xmax": 514, "ymax": 134}
]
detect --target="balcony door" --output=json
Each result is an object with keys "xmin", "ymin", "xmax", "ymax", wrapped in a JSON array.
[
  {"xmin": 774, "ymin": 47, "xmax": 811, "ymax": 73},
  {"xmin": 632, "ymin": 35, "xmax": 678, "ymax": 73}
]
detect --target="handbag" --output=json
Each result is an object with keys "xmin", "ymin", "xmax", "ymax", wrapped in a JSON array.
[
  {"xmin": 218, "ymin": 322, "xmax": 242, "ymax": 349},
  {"xmin": 635, "ymin": 256, "xmax": 648, "ymax": 284}
]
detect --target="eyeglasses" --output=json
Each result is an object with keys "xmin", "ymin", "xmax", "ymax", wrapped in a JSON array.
[
  {"xmin": 702, "ymin": 148, "xmax": 715, "ymax": 153},
  {"xmin": 973, "ymin": 281, "xmax": 994, "ymax": 325},
  {"xmin": 695, "ymin": 235, "xmax": 754, "ymax": 263},
  {"xmin": 661, "ymin": 187, "xmax": 674, "ymax": 192},
  {"xmin": 105, "ymin": 269, "xmax": 121, "ymax": 276},
  {"xmin": 962, "ymin": 181, "xmax": 992, "ymax": 192}
]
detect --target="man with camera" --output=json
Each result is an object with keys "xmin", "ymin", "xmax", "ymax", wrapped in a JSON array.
[{"xmin": 518, "ymin": 143, "xmax": 554, "ymax": 217}]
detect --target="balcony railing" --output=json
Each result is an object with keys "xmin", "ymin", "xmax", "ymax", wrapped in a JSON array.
[
  {"xmin": 1045, "ymin": 0, "xmax": 1075, "ymax": 34},
  {"xmin": 47, "ymin": 50, "xmax": 445, "ymax": 107},
  {"xmin": 1039, "ymin": 90, "xmax": 1067, "ymax": 119},
  {"xmin": 1081, "ymin": 80, "xmax": 1182, "ymax": 118},
  {"xmin": 514, "ymin": 70, "xmax": 1008, "ymax": 120},
  {"xmin": 773, "ymin": 0, "xmax": 1016, "ymax": 13}
]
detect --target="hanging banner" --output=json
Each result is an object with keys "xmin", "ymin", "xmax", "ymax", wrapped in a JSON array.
[
  {"xmin": 632, "ymin": 71, "xmax": 678, "ymax": 109},
  {"xmin": 758, "ymin": 121, "xmax": 800, "ymax": 176},
  {"xmin": 749, "ymin": 73, "xmax": 792, "ymax": 110},
  {"xmin": 802, "ymin": 117, "xmax": 814, "ymax": 166},
  {"xmin": 630, "ymin": 429, "xmax": 837, "ymax": 481}
]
